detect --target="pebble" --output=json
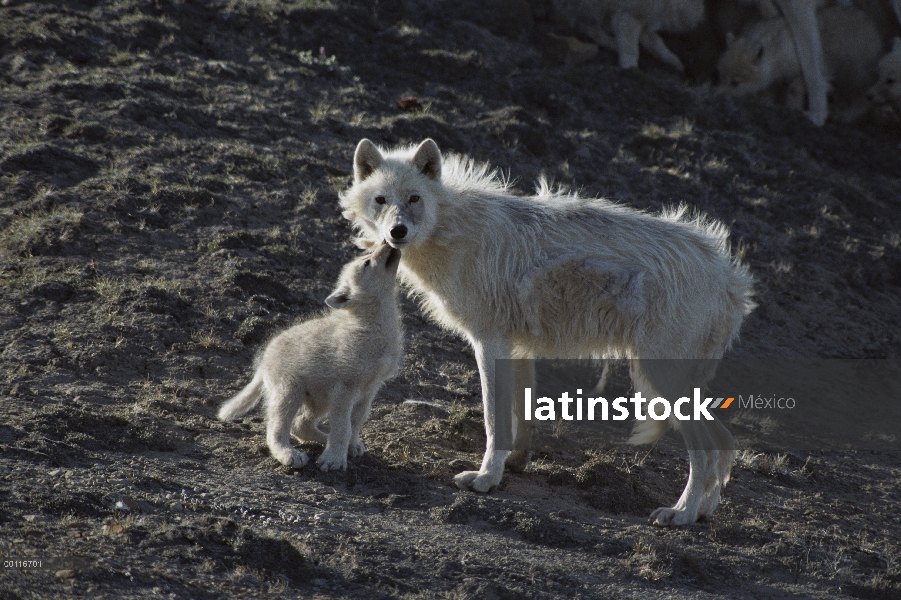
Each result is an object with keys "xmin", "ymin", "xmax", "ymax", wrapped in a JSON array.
[
  {"xmin": 23, "ymin": 515, "xmax": 47, "ymax": 523},
  {"xmin": 55, "ymin": 569, "xmax": 78, "ymax": 579}
]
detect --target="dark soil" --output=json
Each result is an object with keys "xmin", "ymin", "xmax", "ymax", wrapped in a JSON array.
[{"xmin": 1, "ymin": 1, "xmax": 899, "ymax": 598}]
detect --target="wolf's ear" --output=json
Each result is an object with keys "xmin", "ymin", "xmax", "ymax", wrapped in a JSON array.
[
  {"xmin": 354, "ymin": 139, "xmax": 384, "ymax": 183},
  {"xmin": 412, "ymin": 138, "xmax": 442, "ymax": 181},
  {"xmin": 725, "ymin": 32, "xmax": 736, "ymax": 49},
  {"xmin": 325, "ymin": 289, "xmax": 351, "ymax": 309}
]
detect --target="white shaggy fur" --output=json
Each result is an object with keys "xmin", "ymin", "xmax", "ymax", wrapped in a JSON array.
[
  {"xmin": 727, "ymin": 0, "xmax": 901, "ymax": 126},
  {"xmin": 867, "ymin": 37, "xmax": 901, "ymax": 114},
  {"xmin": 340, "ymin": 139, "xmax": 755, "ymax": 526},
  {"xmin": 218, "ymin": 244, "xmax": 403, "ymax": 471},
  {"xmin": 556, "ymin": 0, "xmax": 705, "ymax": 72},
  {"xmin": 718, "ymin": 5, "xmax": 883, "ymax": 120}
]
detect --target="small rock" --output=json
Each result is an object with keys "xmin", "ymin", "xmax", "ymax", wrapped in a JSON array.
[
  {"xmin": 55, "ymin": 569, "xmax": 78, "ymax": 579},
  {"xmin": 23, "ymin": 515, "xmax": 47, "ymax": 523},
  {"xmin": 103, "ymin": 522, "xmax": 125, "ymax": 535},
  {"xmin": 48, "ymin": 469, "xmax": 63, "ymax": 477},
  {"xmin": 170, "ymin": 502, "xmax": 184, "ymax": 512},
  {"xmin": 121, "ymin": 495, "xmax": 141, "ymax": 510},
  {"xmin": 398, "ymin": 96, "xmax": 424, "ymax": 113}
]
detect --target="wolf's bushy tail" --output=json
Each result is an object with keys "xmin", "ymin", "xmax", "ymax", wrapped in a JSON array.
[{"xmin": 218, "ymin": 372, "xmax": 264, "ymax": 421}]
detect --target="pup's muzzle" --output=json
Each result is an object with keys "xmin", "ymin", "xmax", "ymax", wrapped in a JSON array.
[{"xmin": 372, "ymin": 241, "xmax": 401, "ymax": 269}]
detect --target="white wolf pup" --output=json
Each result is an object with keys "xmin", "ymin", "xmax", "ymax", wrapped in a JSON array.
[
  {"xmin": 218, "ymin": 244, "xmax": 403, "ymax": 471},
  {"xmin": 867, "ymin": 37, "xmax": 901, "ymax": 114},
  {"xmin": 718, "ymin": 5, "xmax": 883, "ymax": 119},
  {"xmin": 340, "ymin": 139, "xmax": 755, "ymax": 526}
]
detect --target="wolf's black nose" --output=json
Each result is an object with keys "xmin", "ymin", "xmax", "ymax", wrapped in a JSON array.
[{"xmin": 390, "ymin": 225, "xmax": 407, "ymax": 239}]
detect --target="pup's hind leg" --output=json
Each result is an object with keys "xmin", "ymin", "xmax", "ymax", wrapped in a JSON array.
[
  {"xmin": 291, "ymin": 405, "xmax": 328, "ymax": 444},
  {"xmin": 265, "ymin": 381, "xmax": 309, "ymax": 468}
]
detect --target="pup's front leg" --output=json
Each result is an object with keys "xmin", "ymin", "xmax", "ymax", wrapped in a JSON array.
[
  {"xmin": 453, "ymin": 337, "xmax": 512, "ymax": 493},
  {"xmin": 317, "ymin": 386, "xmax": 355, "ymax": 471},
  {"xmin": 348, "ymin": 382, "xmax": 379, "ymax": 458}
]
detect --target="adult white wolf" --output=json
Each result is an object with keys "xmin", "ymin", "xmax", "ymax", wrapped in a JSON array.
[{"xmin": 340, "ymin": 139, "xmax": 755, "ymax": 526}]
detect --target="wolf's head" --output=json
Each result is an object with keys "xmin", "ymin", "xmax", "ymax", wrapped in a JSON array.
[
  {"xmin": 339, "ymin": 138, "xmax": 442, "ymax": 251},
  {"xmin": 325, "ymin": 242, "xmax": 401, "ymax": 310},
  {"xmin": 867, "ymin": 38, "xmax": 901, "ymax": 113},
  {"xmin": 717, "ymin": 27, "xmax": 778, "ymax": 97}
]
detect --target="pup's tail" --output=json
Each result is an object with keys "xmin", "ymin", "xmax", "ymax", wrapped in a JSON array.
[
  {"xmin": 218, "ymin": 372, "xmax": 264, "ymax": 421},
  {"xmin": 628, "ymin": 419, "xmax": 669, "ymax": 446}
]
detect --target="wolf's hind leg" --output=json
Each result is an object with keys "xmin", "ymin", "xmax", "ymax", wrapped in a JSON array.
[
  {"xmin": 630, "ymin": 358, "xmax": 734, "ymax": 526},
  {"xmin": 291, "ymin": 406, "xmax": 328, "ymax": 444},
  {"xmin": 265, "ymin": 383, "xmax": 309, "ymax": 468}
]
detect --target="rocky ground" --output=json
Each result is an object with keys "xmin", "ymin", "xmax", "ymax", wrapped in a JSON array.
[{"xmin": 0, "ymin": 1, "xmax": 900, "ymax": 598}]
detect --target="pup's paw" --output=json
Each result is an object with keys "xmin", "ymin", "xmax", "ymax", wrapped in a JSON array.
[
  {"xmin": 453, "ymin": 470, "xmax": 499, "ymax": 493},
  {"xmin": 317, "ymin": 449, "xmax": 347, "ymax": 472},
  {"xmin": 273, "ymin": 448, "xmax": 309, "ymax": 469},
  {"xmin": 348, "ymin": 439, "xmax": 366, "ymax": 458},
  {"xmin": 649, "ymin": 506, "xmax": 698, "ymax": 527}
]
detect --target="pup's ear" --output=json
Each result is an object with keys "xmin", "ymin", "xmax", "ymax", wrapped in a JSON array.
[
  {"xmin": 354, "ymin": 139, "xmax": 384, "ymax": 183},
  {"xmin": 412, "ymin": 138, "xmax": 442, "ymax": 181},
  {"xmin": 353, "ymin": 236, "xmax": 376, "ymax": 250},
  {"xmin": 325, "ymin": 289, "xmax": 351, "ymax": 309}
]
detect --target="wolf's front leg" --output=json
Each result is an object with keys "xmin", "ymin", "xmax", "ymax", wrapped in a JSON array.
[
  {"xmin": 348, "ymin": 383, "xmax": 379, "ymax": 458},
  {"xmin": 774, "ymin": 0, "xmax": 828, "ymax": 126},
  {"xmin": 317, "ymin": 385, "xmax": 355, "ymax": 471},
  {"xmin": 453, "ymin": 337, "xmax": 512, "ymax": 493}
]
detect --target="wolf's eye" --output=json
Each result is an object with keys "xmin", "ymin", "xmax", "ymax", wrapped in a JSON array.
[
  {"xmin": 363, "ymin": 259, "xmax": 371, "ymax": 267},
  {"xmin": 375, "ymin": 196, "xmax": 386, "ymax": 204},
  {"xmin": 409, "ymin": 195, "xmax": 420, "ymax": 203},
  {"xmin": 887, "ymin": 78, "xmax": 896, "ymax": 85}
]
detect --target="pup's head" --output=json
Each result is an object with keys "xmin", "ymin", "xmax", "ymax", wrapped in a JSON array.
[
  {"xmin": 717, "ymin": 29, "xmax": 774, "ymax": 97},
  {"xmin": 866, "ymin": 38, "xmax": 901, "ymax": 112},
  {"xmin": 338, "ymin": 138, "xmax": 442, "ymax": 251},
  {"xmin": 325, "ymin": 242, "xmax": 401, "ymax": 309}
]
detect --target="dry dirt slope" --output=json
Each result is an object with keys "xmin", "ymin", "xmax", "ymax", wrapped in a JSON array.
[{"xmin": 0, "ymin": 0, "xmax": 900, "ymax": 598}]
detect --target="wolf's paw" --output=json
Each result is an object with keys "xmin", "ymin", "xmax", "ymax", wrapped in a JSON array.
[
  {"xmin": 348, "ymin": 439, "xmax": 366, "ymax": 458},
  {"xmin": 650, "ymin": 506, "xmax": 698, "ymax": 527},
  {"xmin": 453, "ymin": 470, "xmax": 499, "ymax": 493},
  {"xmin": 317, "ymin": 449, "xmax": 347, "ymax": 472},
  {"xmin": 274, "ymin": 448, "xmax": 309, "ymax": 469}
]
